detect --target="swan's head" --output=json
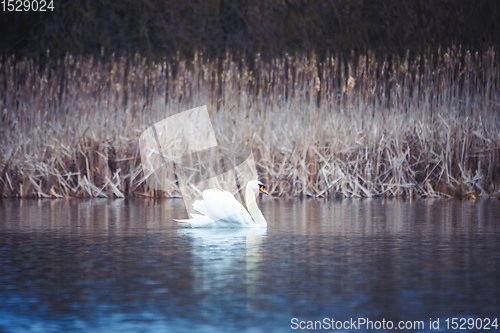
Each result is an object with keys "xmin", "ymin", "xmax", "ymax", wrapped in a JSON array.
[{"xmin": 248, "ymin": 180, "xmax": 269, "ymax": 195}]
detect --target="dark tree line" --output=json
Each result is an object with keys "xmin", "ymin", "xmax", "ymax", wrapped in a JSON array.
[{"xmin": 1, "ymin": 0, "xmax": 499, "ymax": 62}]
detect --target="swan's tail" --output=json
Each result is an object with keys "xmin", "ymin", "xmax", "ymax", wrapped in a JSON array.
[{"xmin": 174, "ymin": 214, "xmax": 214, "ymax": 228}]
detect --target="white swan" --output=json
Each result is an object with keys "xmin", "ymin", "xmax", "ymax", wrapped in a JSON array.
[{"xmin": 175, "ymin": 180, "xmax": 268, "ymax": 228}]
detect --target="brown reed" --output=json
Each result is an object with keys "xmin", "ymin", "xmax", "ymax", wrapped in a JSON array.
[{"xmin": 1, "ymin": 48, "xmax": 499, "ymax": 198}]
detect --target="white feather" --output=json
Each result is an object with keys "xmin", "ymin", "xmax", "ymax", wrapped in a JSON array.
[
  {"xmin": 175, "ymin": 214, "xmax": 214, "ymax": 228},
  {"xmin": 175, "ymin": 180, "xmax": 268, "ymax": 228}
]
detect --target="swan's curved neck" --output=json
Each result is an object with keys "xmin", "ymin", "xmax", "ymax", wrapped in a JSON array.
[{"xmin": 245, "ymin": 184, "xmax": 267, "ymax": 226}]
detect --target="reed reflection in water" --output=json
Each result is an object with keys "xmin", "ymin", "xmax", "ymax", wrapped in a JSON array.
[{"xmin": 0, "ymin": 198, "xmax": 499, "ymax": 332}]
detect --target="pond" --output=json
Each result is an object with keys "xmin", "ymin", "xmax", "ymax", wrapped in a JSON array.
[{"xmin": 1, "ymin": 198, "xmax": 499, "ymax": 332}]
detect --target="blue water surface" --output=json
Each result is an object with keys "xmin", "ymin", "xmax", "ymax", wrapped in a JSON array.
[{"xmin": 0, "ymin": 198, "xmax": 499, "ymax": 332}]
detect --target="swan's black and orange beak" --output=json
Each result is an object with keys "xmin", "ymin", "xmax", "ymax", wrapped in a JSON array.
[{"xmin": 258, "ymin": 184, "xmax": 269, "ymax": 195}]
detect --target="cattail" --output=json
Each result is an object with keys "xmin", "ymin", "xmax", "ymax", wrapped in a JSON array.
[
  {"xmin": 0, "ymin": 49, "xmax": 498, "ymax": 198},
  {"xmin": 347, "ymin": 76, "xmax": 355, "ymax": 89}
]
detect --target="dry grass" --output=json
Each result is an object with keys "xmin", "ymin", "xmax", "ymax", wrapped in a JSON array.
[{"xmin": 1, "ymin": 48, "xmax": 499, "ymax": 198}]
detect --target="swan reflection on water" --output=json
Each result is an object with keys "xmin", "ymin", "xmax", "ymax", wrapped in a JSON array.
[{"xmin": 177, "ymin": 227, "xmax": 266, "ymax": 311}]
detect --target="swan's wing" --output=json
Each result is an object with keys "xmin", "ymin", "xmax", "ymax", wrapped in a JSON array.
[
  {"xmin": 175, "ymin": 214, "xmax": 214, "ymax": 228},
  {"xmin": 192, "ymin": 189, "xmax": 254, "ymax": 227}
]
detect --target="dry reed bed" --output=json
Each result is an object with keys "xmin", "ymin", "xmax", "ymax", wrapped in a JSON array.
[{"xmin": 1, "ymin": 48, "xmax": 499, "ymax": 198}]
